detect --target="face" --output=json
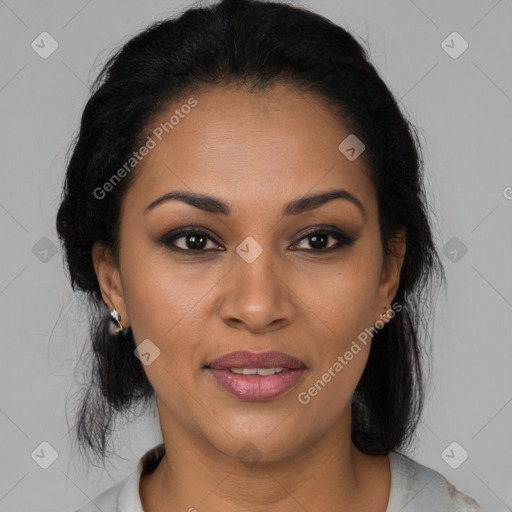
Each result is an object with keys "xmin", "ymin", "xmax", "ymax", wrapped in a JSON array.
[{"xmin": 93, "ymin": 82, "xmax": 405, "ymax": 463}]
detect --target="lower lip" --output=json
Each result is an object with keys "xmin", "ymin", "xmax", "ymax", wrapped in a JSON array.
[{"xmin": 206, "ymin": 368, "xmax": 306, "ymax": 401}]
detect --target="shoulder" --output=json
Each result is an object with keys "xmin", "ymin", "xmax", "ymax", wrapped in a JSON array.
[
  {"xmin": 72, "ymin": 443, "xmax": 165, "ymax": 512},
  {"xmin": 387, "ymin": 451, "xmax": 482, "ymax": 512},
  {"xmin": 72, "ymin": 475, "xmax": 129, "ymax": 512}
]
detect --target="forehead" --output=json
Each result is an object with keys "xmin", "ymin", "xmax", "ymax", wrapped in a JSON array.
[{"xmin": 122, "ymin": 83, "xmax": 376, "ymax": 219}]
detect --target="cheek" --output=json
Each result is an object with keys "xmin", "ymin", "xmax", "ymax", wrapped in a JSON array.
[
  {"xmin": 291, "ymin": 244, "xmax": 382, "ymax": 409},
  {"xmin": 292, "ymin": 337, "xmax": 371, "ymax": 448},
  {"xmin": 293, "ymin": 253, "xmax": 382, "ymax": 343},
  {"xmin": 329, "ymin": 237, "xmax": 383, "ymax": 325},
  {"xmin": 119, "ymin": 248, "xmax": 226, "ymax": 399},
  {"xmin": 119, "ymin": 254, "xmax": 212, "ymax": 407},
  {"xmin": 120, "ymin": 239, "xmax": 217, "ymax": 341}
]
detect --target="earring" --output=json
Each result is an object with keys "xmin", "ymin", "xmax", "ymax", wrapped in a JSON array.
[{"xmin": 110, "ymin": 308, "xmax": 125, "ymax": 334}]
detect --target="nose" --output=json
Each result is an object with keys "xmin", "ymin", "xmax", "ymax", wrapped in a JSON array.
[{"xmin": 217, "ymin": 247, "xmax": 296, "ymax": 334}]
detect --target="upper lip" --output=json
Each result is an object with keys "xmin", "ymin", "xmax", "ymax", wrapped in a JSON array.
[{"xmin": 206, "ymin": 350, "xmax": 306, "ymax": 370}]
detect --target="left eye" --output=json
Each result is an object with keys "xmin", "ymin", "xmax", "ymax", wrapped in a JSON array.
[{"xmin": 290, "ymin": 229, "xmax": 355, "ymax": 251}]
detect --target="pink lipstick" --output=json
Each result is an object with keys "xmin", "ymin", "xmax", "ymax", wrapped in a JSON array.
[{"xmin": 205, "ymin": 350, "xmax": 306, "ymax": 401}]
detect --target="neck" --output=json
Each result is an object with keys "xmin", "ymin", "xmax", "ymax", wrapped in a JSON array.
[{"xmin": 139, "ymin": 404, "xmax": 389, "ymax": 512}]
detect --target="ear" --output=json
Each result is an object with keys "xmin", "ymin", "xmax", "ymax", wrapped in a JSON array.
[
  {"xmin": 376, "ymin": 229, "xmax": 406, "ymax": 323},
  {"xmin": 92, "ymin": 241, "xmax": 130, "ymax": 328}
]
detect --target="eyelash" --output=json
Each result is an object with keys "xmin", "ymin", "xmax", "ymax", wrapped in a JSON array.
[{"xmin": 158, "ymin": 226, "xmax": 356, "ymax": 254}]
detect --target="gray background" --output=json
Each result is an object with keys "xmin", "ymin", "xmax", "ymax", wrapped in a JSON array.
[{"xmin": 1, "ymin": 0, "xmax": 511, "ymax": 511}]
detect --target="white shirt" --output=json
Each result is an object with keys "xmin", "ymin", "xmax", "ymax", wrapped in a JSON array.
[{"xmin": 73, "ymin": 443, "xmax": 482, "ymax": 511}]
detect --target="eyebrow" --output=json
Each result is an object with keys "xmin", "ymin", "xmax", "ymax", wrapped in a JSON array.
[{"xmin": 144, "ymin": 188, "xmax": 366, "ymax": 219}]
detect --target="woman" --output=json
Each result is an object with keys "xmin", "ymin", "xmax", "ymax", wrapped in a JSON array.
[{"xmin": 56, "ymin": 0, "xmax": 482, "ymax": 510}]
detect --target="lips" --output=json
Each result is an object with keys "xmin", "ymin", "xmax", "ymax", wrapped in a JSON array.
[
  {"xmin": 205, "ymin": 350, "xmax": 306, "ymax": 401},
  {"xmin": 206, "ymin": 350, "xmax": 306, "ymax": 370}
]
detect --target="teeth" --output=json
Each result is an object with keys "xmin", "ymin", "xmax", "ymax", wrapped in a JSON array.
[{"xmin": 229, "ymin": 367, "xmax": 286, "ymax": 376}]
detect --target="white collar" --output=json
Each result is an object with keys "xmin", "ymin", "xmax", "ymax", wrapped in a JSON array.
[
  {"xmin": 112, "ymin": 445, "xmax": 477, "ymax": 512},
  {"xmin": 117, "ymin": 443, "xmax": 165, "ymax": 512}
]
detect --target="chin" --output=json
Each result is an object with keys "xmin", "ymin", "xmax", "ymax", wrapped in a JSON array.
[{"xmin": 207, "ymin": 428, "xmax": 307, "ymax": 466}]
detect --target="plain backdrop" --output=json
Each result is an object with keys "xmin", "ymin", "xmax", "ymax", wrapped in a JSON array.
[{"xmin": 1, "ymin": 0, "xmax": 511, "ymax": 511}]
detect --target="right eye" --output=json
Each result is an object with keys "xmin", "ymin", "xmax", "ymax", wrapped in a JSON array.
[{"xmin": 158, "ymin": 228, "xmax": 225, "ymax": 253}]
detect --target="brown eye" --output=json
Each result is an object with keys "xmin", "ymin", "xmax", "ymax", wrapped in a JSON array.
[
  {"xmin": 290, "ymin": 229, "xmax": 356, "ymax": 252},
  {"xmin": 158, "ymin": 226, "xmax": 356, "ymax": 254},
  {"xmin": 159, "ymin": 228, "xmax": 224, "ymax": 252}
]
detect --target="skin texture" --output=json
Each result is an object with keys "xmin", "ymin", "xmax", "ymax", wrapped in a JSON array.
[{"xmin": 93, "ymin": 82, "xmax": 406, "ymax": 512}]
